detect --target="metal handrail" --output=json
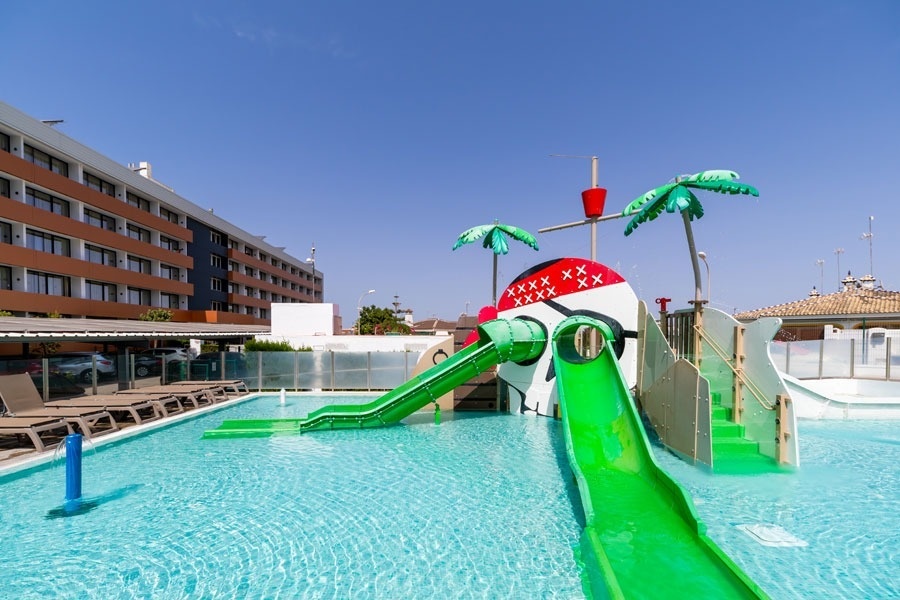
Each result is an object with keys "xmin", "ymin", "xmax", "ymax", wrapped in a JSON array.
[{"xmin": 695, "ymin": 324, "xmax": 775, "ymax": 411}]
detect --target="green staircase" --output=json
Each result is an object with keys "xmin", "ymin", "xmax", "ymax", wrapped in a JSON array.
[{"xmin": 710, "ymin": 393, "xmax": 777, "ymax": 474}]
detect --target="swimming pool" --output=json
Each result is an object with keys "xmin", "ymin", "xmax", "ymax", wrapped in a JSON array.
[
  {"xmin": 0, "ymin": 394, "xmax": 586, "ymax": 599},
  {"xmin": 0, "ymin": 395, "xmax": 896, "ymax": 598},
  {"xmin": 653, "ymin": 419, "xmax": 899, "ymax": 599}
]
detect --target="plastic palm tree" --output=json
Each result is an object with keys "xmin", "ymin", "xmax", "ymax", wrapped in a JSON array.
[
  {"xmin": 622, "ymin": 170, "xmax": 758, "ymax": 304},
  {"xmin": 452, "ymin": 220, "xmax": 539, "ymax": 306}
]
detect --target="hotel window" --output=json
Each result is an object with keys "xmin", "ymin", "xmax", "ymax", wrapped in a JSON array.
[
  {"xmin": 125, "ymin": 192, "xmax": 151, "ymax": 212},
  {"xmin": 0, "ymin": 176, "xmax": 9, "ymax": 198},
  {"xmin": 0, "ymin": 132, "xmax": 9, "ymax": 153},
  {"xmin": 126, "ymin": 223, "xmax": 151, "ymax": 243},
  {"xmin": 259, "ymin": 253, "xmax": 267, "ymax": 263},
  {"xmin": 227, "ymin": 282, "xmax": 236, "ymax": 294},
  {"xmin": 85, "ymin": 244, "xmax": 116, "ymax": 266},
  {"xmin": 211, "ymin": 277, "xmax": 224, "ymax": 292},
  {"xmin": 227, "ymin": 260, "xmax": 238, "ymax": 272},
  {"xmin": 245, "ymin": 267, "xmax": 255, "ymax": 278},
  {"xmin": 259, "ymin": 308, "xmax": 268, "ymax": 320},
  {"xmin": 160, "ymin": 264, "xmax": 180, "ymax": 281},
  {"xmin": 126, "ymin": 255, "xmax": 151, "ymax": 274},
  {"xmin": 259, "ymin": 290, "xmax": 268, "ymax": 301},
  {"xmin": 244, "ymin": 247, "xmax": 255, "ymax": 258},
  {"xmin": 84, "ymin": 208, "xmax": 116, "ymax": 231},
  {"xmin": 229, "ymin": 240, "xmax": 239, "ymax": 250},
  {"xmin": 210, "ymin": 300, "xmax": 224, "ymax": 311},
  {"xmin": 258, "ymin": 270, "xmax": 267, "ymax": 281},
  {"xmin": 28, "ymin": 271, "xmax": 71, "ymax": 296},
  {"xmin": 245, "ymin": 286, "xmax": 255, "ymax": 298},
  {"xmin": 83, "ymin": 172, "xmax": 115, "ymax": 197},
  {"xmin": 159, "ymin": 207, "xmax": 179, "ymax": 224},
  {"xmin": 161, "ymin": 292, "xmax": 179, "ymax": 309},
  {"xmin": 0, "ymin": 222, "xmax": 10, "ymax": 244},
  {"xmin": 127, "ymin": 287, "xmax": 151, "ymax": 306},
  {"xmin": 26, "ymin": 188, "xmax": 70, "ymax": 217},
  {"xmin": 26, "ymin": 229, "xmax": 70, "ymax": 257},
  {"xmin": 159, "ymin": 235, "xmax": 181, "ymax": 252},
  {"xmin": 210, "ymin": 254, "xmax": 225, "ymax": 269},
  {"xmin": 24, "ymin": 145, "xmax": 68, "ymax": 177},
  {"xmin": 0, "ymin": 266, "xmax": 11, "ymax": 290},
  {"xmin": 210, "ymin": 230, "xmax": 223, "ymax": 245},
  {"xmin": 86, "ymin": 281, "xmax": 117, "ymax": 302}
]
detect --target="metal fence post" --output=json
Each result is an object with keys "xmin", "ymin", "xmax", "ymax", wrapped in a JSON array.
[{"xmin": 293, "ymin": 351, "xmax": 300, "ymax": 391}]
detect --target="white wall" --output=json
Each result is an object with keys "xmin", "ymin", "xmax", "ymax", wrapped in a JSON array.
[{"xmin": 271, "ymin": 303, "xmax": 339, "ymax": 336}]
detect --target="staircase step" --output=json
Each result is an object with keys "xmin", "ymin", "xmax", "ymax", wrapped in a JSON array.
[
  {"xmin": 714, "ymin": 437, "xmax": 761, "ymax": 458},
  {"xmin": 712, "ymin": 421, "xmax": 746, "ymax": 438},
  {"xmin": 711, "ymin": 405, "xmax": 732, "ymax": 421},
  {"xmin": 713, "ymin": 453, "xmax": 778, "ymax": 474}
]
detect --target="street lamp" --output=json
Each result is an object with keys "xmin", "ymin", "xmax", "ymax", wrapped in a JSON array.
[
  {"xmin": 697, "ymin": 251, "xmax": 710, "ymax": 303},
  {"xmin": 356, "ymin": 289, "xmax": 376, "ymax": 335},
  {"xmin": 305, "ymin": 243, "xmax": 316, "ymax": 302}
]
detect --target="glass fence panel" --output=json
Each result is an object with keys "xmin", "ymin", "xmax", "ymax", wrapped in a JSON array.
[
  {"xmin": 257, "ymin": 352, "xmax": 295, "ymax": 390},
  {"xmin": 769, "ymin": 342, "xmax": 787, "ymax": 372},
  {"xmin": 369, "ymin": 352, "xmax": 411, "ymax": 390},
  {"xmin": 298, "ymin": 352, "xmax": 331, "ymax": 390},
  {"xmin": 821, "ymin": 339, "xmax": 852, "ymax": 378},
  {"xmin": 333, "ymin": 352, "xmax": 370, "ymax": 389},
  {"xmin": 782, "ymin": 340, "xmax": 823, "ymax": 378}
]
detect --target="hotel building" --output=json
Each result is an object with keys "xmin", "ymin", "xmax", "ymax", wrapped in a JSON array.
[{"xmin": 0, "ymin": 101, "xmax": 320, "ymax": 326}]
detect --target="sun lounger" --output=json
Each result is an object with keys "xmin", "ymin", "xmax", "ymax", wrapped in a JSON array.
[
  {"xmin": 0, "ymin": 415, "xmax": 73, "ymax": 453},
  {"xmin": 48, "ymin": 395, "xmax": 168, "ymax": 425},
  {"xmin": 0, "ymin": 374, "xmax": 119, "ymax": 439},
  {"xmin": 116, "ymin": 384, "xmax": 221, "ymax": 409},
  {"xmin": 174, "ymin": 379, "xmax": 249, "ymax": 395}
]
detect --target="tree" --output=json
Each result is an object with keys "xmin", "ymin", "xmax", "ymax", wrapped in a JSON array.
[
  {"xmin": 357, "ymin": 305, "xmax": 411, "ymax": 335},
  {"xmin": 452, "ymin": 220, "xmax": 539, "ymax": 306},
  {"xmin": 139, "ymin": 308, "xmax": 173, "ymax": 321},
  {"xmin": 622, "ymin": 170, "xmax": 758, "ymax": 304}
]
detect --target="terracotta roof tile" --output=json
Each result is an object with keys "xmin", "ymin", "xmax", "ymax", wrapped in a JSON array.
[{"xmin": 735, "ymin": 289, "xmax": 900, "ymax": 320}]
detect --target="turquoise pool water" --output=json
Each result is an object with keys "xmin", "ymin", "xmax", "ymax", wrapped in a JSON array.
[
  {"xmin": 0, "ymin": 395, "xmax": 586, "ymax": 599},
  {"xmin": 653, "ymin": 419, "xmax": 898, "ymax": 599},
  {"xmin": 0, "ymin": 395, "xmax": 896, "ymax": 599}
]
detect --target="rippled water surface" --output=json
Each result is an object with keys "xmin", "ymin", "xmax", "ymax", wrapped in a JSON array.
[
  {"xmin": 0, "ymin": 395, "xmax": 586, "ymax": 599},
  {"xmin": 0, "ymin": 395, "xmax": 896, "ymax": 599}
]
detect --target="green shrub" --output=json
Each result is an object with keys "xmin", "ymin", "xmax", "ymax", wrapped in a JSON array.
[{"xmin": 244, "ymin": 339, "xmax": 296, "ymax": 352}]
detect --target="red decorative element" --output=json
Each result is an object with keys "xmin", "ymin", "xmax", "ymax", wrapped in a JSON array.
[
  {"xmin": 655, "ymin": 297, "xmax": 672, "ymax": 312},
  {"xmin": 581, "ymin": 187, "xmax": 607, "ymax": 218},
  {"xmin": 497, "ymin": 257, "xmax": 626, "ymax": 311},
  {"xmin": 477, "ymin": 306, "xmax": 498, "ymax": 322}
]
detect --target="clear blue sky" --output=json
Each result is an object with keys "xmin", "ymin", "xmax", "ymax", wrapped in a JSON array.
[{"xmin": 4, "ymin": 1, "xmax": 899, "ymax": 322}]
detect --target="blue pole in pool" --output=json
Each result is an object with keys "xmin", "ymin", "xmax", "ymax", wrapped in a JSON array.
[{"xmin": 64, "ymin": 433, "xmax": 83, "ymax": 509}]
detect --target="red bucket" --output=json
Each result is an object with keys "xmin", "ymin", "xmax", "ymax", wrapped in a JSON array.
[{"xmin": 581, "ymin": 187, "xmax": 607, "ymax": 218}]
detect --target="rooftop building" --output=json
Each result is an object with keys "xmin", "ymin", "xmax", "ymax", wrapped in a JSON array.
[{"xmin": 0, "ymin": 101, "xmax": 319, "ymax": 325}]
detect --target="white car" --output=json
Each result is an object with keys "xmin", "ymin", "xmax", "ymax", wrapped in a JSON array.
[{"xmin": 138, "ymin": 348, "xmax": 189, "ymax": 364}]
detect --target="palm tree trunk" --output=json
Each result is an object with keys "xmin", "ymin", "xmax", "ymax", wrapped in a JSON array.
[
  {"xmin": 682, "ymin": 211, "xmax": 703, "ymax": 304},
  {"xmin": 492, "ymin": 252, "xmax": 498, "ymax": 306},
  {"xmin": 682, "ymin": 210, "xmax": 703, "ymax": 367}
]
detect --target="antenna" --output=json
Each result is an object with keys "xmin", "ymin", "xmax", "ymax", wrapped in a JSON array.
[{"xmin": 860, "ymin": 216, "xmax": 874, "ymax": 276}]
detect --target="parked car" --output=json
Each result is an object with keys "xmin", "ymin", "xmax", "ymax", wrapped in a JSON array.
[
  {"xmin": 51, "ymin": 352, "xmax": 118, "ymax": 383},
  {"xmin": 139, "ymin": 347, "xmax": 189, "ymax": 365},
  {"xmin": 133, "ymin": 354, "xmax": 163, "ymax": 378}
]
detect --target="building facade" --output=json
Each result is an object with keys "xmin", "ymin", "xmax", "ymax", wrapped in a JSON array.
[{"xmin": 0, "ymin": 101, "xmax": 319, "ymax": 325}]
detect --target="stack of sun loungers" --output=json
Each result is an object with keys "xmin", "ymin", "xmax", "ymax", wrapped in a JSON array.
[
  {"xmin": 0, "ymin": 374, "xmax": 249, "ymax": 455},
  {"xmin": 0, "ymin": 373, "xmax": 119, "ymax": 442}
]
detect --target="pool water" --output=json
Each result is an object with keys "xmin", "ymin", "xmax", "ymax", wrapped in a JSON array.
[
  {"xmin": 0, "ymin": 395, "xmax": 587, "ymax": 599},
  {"xmin": 0, "ymin": 395, "xmax": 896, "ymax": 599},
  {"xmin": 652, "ymin": 419, "xmax": 899, "ymax": 599}
]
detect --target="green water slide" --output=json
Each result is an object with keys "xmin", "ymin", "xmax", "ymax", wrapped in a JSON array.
[
  {"xmin": 553, "ymin": 315, "xmax": 768, "ymax": 599},
  {"xmin": 202, "ymin": 318, "xmax": 546, "ymax": 439}
]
